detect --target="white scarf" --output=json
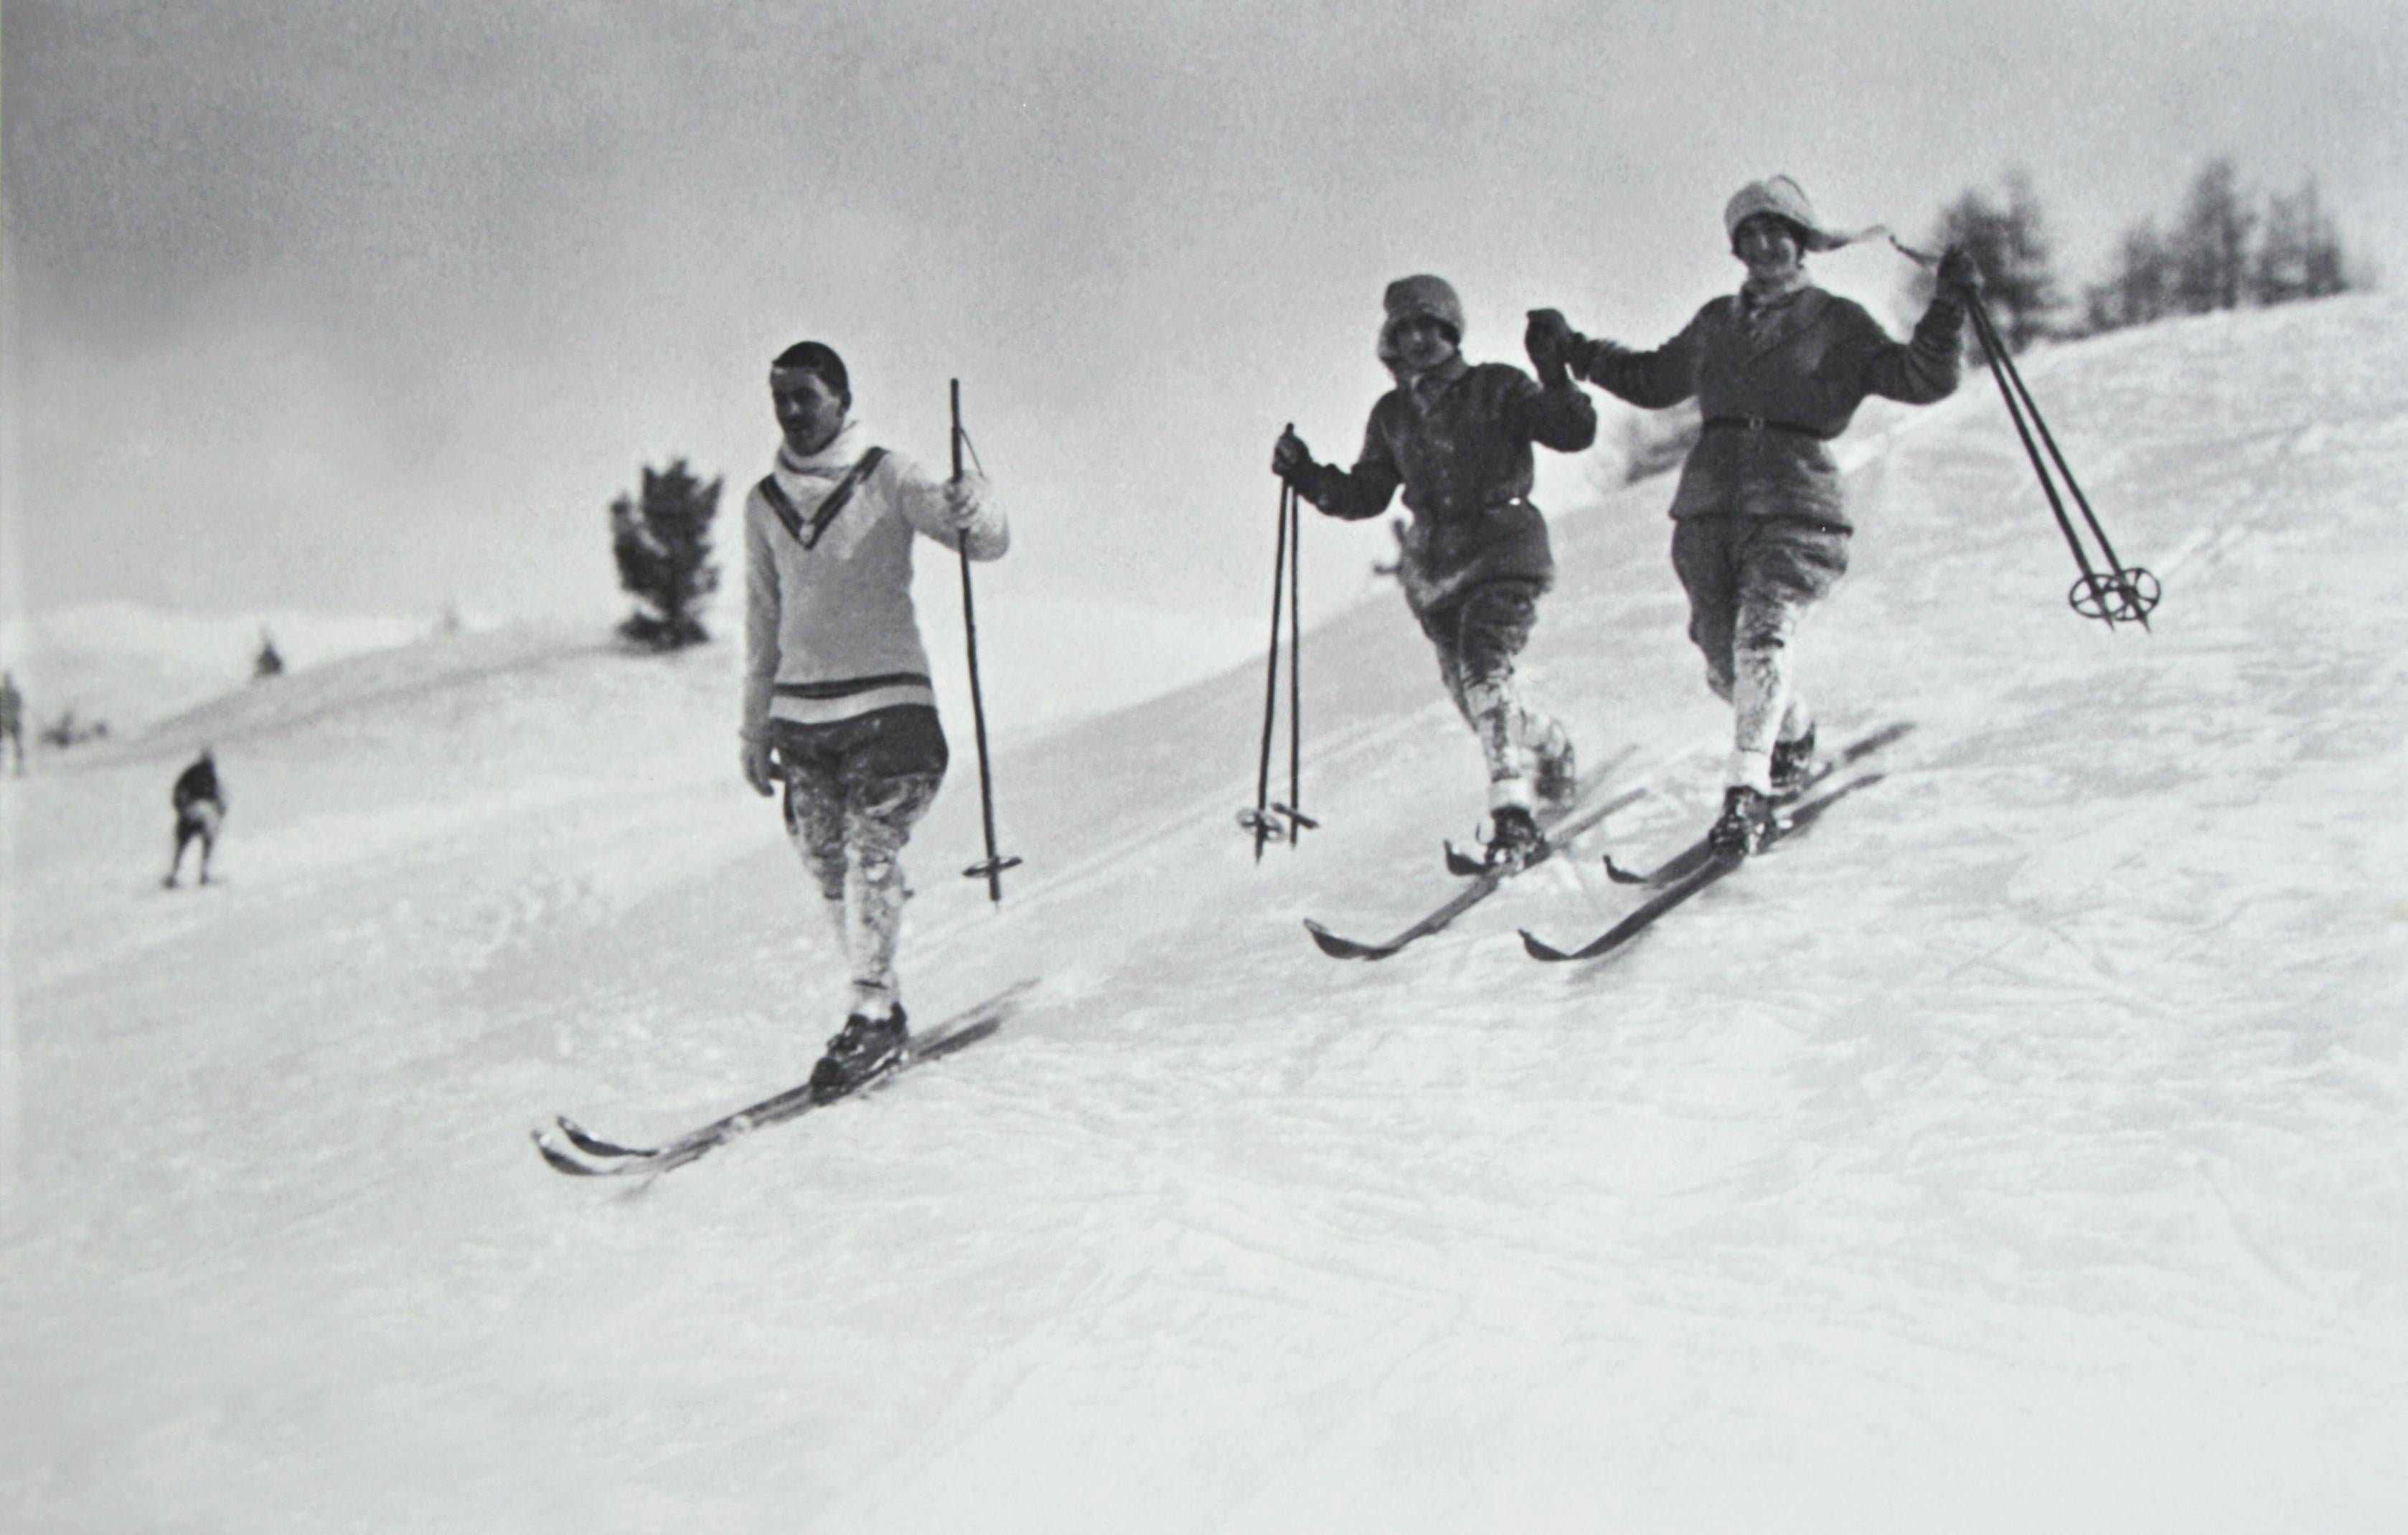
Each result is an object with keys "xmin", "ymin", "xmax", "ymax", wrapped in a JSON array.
[{"xmin": 771, "ymin": 417, "xmax": 872, "ymax": 505}]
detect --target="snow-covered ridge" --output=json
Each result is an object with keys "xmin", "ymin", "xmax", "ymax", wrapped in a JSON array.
[
  {"xmin": 0, "ymin": 585, "xmax": 1266, "ymax": 755},
  {"xmin": 0, "ymin": 600, "xmax": 456, "ymax": 737}
]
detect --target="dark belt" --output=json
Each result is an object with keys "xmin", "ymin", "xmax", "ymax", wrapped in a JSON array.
[
  {"xmin": 773, "ymin": 672, "xmax": 931, "ymax": 699},
  {"xmin": 1702, "ymin": 415, "xmax": 1835, "ymax": 441},
  {"xmin": 1412, "ymin": 496, "xmax": 1535, "ymax": 521}
]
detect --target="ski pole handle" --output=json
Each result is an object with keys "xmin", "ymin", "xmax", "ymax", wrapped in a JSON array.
[{"xmin": 951, "ymin": 379, "xmax": 964, "ymax": 480}]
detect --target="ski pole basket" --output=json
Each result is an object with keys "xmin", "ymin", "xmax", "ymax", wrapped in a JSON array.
[{"xmin": 1895, "ymin": 237, "xmax": 2159, "ymax": 631}]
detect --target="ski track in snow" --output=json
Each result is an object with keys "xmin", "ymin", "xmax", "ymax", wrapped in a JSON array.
[{"xmin": 6, "ymin": 296, "xmax": 2408, "ymax": 1534}]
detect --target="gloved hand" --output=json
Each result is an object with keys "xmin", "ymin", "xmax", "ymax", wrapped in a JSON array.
[
  {"xmin": 1525, "ymin": 308, "xmax": 1577, "ymax": 374},
  {"xmin": 1271, "ymin": 427, "xmax": 1315, "ymax": 483},
  {"xmin": 942, "ymin": 471, "xmax": 992, "ymax": 529},
  {"xmin": 1936, "ymin": 245, "xmax": 1983, "ymax": 297},
  {"xmin": 740, "ymin": 732, "xmax": 776, "ymax": 798}
]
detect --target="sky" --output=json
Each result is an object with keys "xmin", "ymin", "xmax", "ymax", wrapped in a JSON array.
[{"xmin": 3, "ymin": 0, "xmax": 2402, "ymax": 635}]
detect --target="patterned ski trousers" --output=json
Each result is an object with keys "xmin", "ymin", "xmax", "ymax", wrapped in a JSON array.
[
  {"xmin": 1670, "ymin": 516, "xmax": 1850, "ymax": 789},
  {"xmin": 1415, "ymin": 578, "xmax": 1568, "ymax": 809},
  {"xmin": 771, "ymin": 707, "xmax": 949, "ymax": 1016}
]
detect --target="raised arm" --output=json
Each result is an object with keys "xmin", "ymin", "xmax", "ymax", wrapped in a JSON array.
[
  {"xmin": 1860, "ymin": 247, "xmax": 1976, "ymax": 405},
  {"xmin": 1543, "ymin": 305, "xmax": 1707, "ymax": 412},
  {"xmin": 1501, "ymin": 364, "xmax": 1598, "ymax": 453}
]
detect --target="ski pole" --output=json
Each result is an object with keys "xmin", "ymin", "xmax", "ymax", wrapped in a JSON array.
[
  {"xmin": 949, "ymin": 378, "xmax": 1022, "ymax": 904},
  {"xmin": 1272, "ymin": 488, "xmax": 1317, "ymax": 843},
  {"xmin": 1281, "ymin": 491, "xmax": 1320, "ymax": 837},
  {"xmin": 1241, "ymin": 471, "xmax": 1294, "ymax": 861},
  {"xmin": 1963, "ymin": 296, "xmax": 2158, "ymax": 628},
  {"xmin": 1893, "ymin": 238, "xmax": 2159, "ymax": 630}
]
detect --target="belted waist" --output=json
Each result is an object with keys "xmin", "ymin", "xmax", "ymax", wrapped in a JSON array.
[
  {"xmin": 1409, "ymin": 494, "xmax": 1536, "ymax": 520},
  {"xmin": 1701, "ymin": 415, "xmax": 1835, "ymax": 441},
  {"xmin": 773, "ymin": 672, "xmax": 931, "ymax": 700}
]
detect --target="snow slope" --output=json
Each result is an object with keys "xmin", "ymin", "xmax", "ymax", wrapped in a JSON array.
[
  {"xmin": 4, "ymin": 295, "xmax": 2407, "ymax": 1534},
  {"xmin": 0, "ymin": 603, "xmax": 448, "ymax": 740}
]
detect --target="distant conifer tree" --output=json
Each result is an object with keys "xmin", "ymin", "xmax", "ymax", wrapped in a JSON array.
[
  {"xmin": 2080, "ymin": 218, "xmax": 2175, "ymax": 334},
  {"xmin": 2078, "ymin": 160, "xmax": 2356, "ymax": 337},
  {"xmin": 2252, "ymin": 176, "xmax": 2353, "ymax": 306},
  {"xmin": 2172, "ymin": 157, "xmax": 2256, "ymax": 314},
  {"xmin": 611, "ymin": 458, "xmax": 723, "ymax": 651},
  {"xmin": 253, "ymin": 629, "xmax": 284, "ymax": 679}
]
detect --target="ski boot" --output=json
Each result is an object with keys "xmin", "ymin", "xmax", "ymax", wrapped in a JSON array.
[
  {"xmin": 1484, "ymin": 805, "xmax": 1548, "ymax": 870},
  {"xmin": 1770, "ymin": 727, "xmax": 1817, "ymax": 800},
  {"xmin": 1533, "ymin": 732, "xmax": 1579, "ymax": 813},
  {"xmin": 809, "ymin": 1005, "xmax": 910, "ymax": 1099},
  {"xmin": 1706, "ymin": 785, "xmax": 1774, "ymax": 858}
]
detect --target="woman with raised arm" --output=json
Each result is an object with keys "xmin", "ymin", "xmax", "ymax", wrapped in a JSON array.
[{"xmin": 1526, "ymin": 176, "xmax": 1977, "ymax": 856}]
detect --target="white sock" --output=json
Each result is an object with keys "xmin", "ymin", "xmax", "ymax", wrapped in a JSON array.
[
  {"xmin": 1487, "ymin": 775, "xmax": 1533, "ymax": 813},
  {"xmin": 1726, "ymin": 748, "xmax": 1773, "ymax": 796}
]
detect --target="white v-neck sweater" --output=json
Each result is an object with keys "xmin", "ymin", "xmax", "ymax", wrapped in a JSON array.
[{"xmin": 741, "ymin": 419, "xmax": 1008, "ymax": 735}]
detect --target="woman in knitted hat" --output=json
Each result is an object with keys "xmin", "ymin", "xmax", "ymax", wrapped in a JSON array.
[
  {"xmin": 1272, "ymin": 273, "xmax": 1598, "ymax": 868},
  {"xmin": 1526, "ymin": 176, "xmax": 1978, "ymax": 856}
]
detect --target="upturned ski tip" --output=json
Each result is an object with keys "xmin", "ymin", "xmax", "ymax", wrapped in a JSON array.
[
  {"xmin": 1302, "ymin": 918, "xmax": 1386, "ymax": 960},
  {"xmin": 531, "ymin": 1130, "xmax": 614, "ymax": 1177},
  {"xmin": 533, "ymin": 984, "xmax": 1030, "ymax": 1180},
  {"xmin": 1517, "ymin": 928, "xmax": 1575, "ymax": 962},
  {"xmin": 554, "ymin": 1115, "xmax": 648, "ymax": 1159}
]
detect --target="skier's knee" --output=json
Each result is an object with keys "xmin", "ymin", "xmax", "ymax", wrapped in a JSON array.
[
  {"xmin": 851, "ymin": 846, "xmax": 905, "ymax": 894},
  {"xmin": 1736, "ymin": 623, "xmax": 1792, "ymax": 660}
]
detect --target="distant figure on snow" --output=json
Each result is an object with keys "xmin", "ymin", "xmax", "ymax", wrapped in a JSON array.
[
  {"xmin": 166, "ymin": 748, "xmax": 226, "ymax": 888},
  {"xmin": 1, "ymin": 670, "xmax": 24, "ymax": 775},
  {"xmin": 740, "ymin": 340, "xmax": 1009, "ymax": 1097},
  {"xmin": 1273, "ymin": 273, "xmax": 1597, "ymax": 868},
  {"xmin": 1526, "ymin": 174, "xmax": 1976, "ymax": 856}
]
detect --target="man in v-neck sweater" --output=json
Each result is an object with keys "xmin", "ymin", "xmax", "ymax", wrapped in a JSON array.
[{"xmin": 739, "ymin": 341, "xmax": 1008, "ymax": 1093}]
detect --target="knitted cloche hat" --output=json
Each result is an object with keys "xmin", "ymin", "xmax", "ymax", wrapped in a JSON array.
[
  {"xmin": 1376, "ymin": 274, "xmax": 1466, "ymax": 364},
  {"xmin": 1723, "ymin": 176, "xmax": 1883, "ymax": 254}
]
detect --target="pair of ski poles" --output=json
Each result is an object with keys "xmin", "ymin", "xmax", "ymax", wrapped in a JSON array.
[
  {"xmin": 1241, "ymin": 437, "xmax": 1315, "ymax": 861},
  {"xmin": 949, "ymin": 379, "xmax": 1021, "ymax": 905},
  {"xmin": 1894, "ymin": 239, "xmax": 2159, "ymax": 630}
]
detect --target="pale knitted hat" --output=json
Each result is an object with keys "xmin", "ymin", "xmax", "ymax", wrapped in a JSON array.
[{"xmin": 1723, "ymin": 176, "xmax": 1885, "ymax": 254}]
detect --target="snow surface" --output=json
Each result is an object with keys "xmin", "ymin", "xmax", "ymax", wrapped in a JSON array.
[
  {"xmin": 0, "ymin": 603, "xmax": 451, "ymax": 739},
  {"xmin": 5, "ymin": 296, "xmax": 2407, "ymax": 1534}
]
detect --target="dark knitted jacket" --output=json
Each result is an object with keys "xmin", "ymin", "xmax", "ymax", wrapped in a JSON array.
[
  {"xmin": 1571, "ymin": 284, "xmax": 1964, "ymax": 531},
  {"xmin": 1297, "ymin": 357, "xmax": 1596, "ymax": 613}
]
